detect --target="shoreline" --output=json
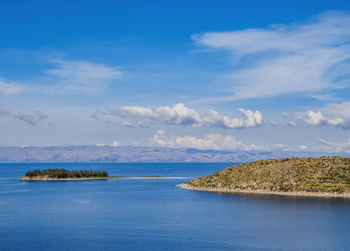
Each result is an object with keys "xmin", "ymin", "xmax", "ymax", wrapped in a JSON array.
[
  {"xmin": 178, "ymin": 183, "xmax": 350, "ymax": 199},
  {"xmin": 19, "ymin": 176, "xmax": 186, "ymax": 181}
]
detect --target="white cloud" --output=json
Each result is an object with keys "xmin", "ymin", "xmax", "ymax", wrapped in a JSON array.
[
  {"xmin": 296, "ymin": 111, "xmax": 331, "ymax": 126},
  {"xmin": 0, "ymin": 110, "xmax": 48, "ymax": 125},
  {"xmin": 149, "ymin": 130, "xmax": 258, "ymax": 150},
  {"xmin": 107, "ymin": 103, "xmax": 262, "ymax": 129},
  {"xmin": 193, "ymin": 11, "xmax": 350, "ymax": 100},
  {"xmin": 296, "ymin": 101, "xmax": 350, "ymax": 129},
  {"xmin": 46, "ymin": 59, "xmax": 123, "ymax": 93},
  {"xmin": 272, "ymin": 143, "xmax": 290, "ymax": 151},
  {"xmin": 318, "ymin": 138, "xmax": 350, "ymax": 152},
  {"xmin": 112, "ymin": 140, "xmax": 121, "ymax": 147},
  {"xmin": 299, "ymin": 145, "xmax": 307, "ymax": 150},
  {"xmin": 155, "ymin": 103, "xmax": 200, "ymax": 126}
]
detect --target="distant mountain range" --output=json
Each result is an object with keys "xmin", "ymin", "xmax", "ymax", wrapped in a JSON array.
[{"xmin": 0, "ymin": 145, "xmax": 348, "ymax": 163}]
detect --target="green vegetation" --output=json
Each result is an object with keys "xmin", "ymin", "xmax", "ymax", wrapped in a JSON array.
[
  {"xmin": 25, "ymin": 168, "xmax": 108, "ymax": 179},
  {"xmin": 185, "ymin": 157, "xmax": 350, "ymax": 194}
]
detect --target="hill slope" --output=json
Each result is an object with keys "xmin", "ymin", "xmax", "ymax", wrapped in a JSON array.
[{"xmin": 180, "ymin": 157, "xmax": 350, "ymax": 196}]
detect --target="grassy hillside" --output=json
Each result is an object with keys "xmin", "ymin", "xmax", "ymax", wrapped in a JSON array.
[{"xmin": 184, "ymin": 157, "xmax": 350, "ymax": 194}]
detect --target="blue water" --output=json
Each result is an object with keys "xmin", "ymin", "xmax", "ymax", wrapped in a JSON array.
[{"xmin": 1, "ymin": 163, "xmax": 350, "ymax": 251}]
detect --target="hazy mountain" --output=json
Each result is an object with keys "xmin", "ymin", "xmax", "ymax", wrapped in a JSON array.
[{"xmin": 0, "ymin": 145, "xmax": 348, "ymax": 163}]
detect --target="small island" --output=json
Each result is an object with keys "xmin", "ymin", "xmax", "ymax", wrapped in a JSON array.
[
  {"xmin": 179, "ymin": 157, "xmax": 350, "ymax": 198},
  {"xmin": 20, "ymin": 168, "xmax": 183, "ymax": 181}
]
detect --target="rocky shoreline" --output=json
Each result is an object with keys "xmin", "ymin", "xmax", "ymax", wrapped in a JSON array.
[
  {"xmin": 20, "ymin": 176, "xmax": 185, "ymax": 181},
  {"xmin": 178, "ymin": 183, "xmax": 350, "ymax": 199}
]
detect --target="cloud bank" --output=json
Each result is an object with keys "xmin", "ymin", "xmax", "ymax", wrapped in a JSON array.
[
  {"xmin": 193, "ymin": 11, "xmax": 350, "ymax": 100},
  {"xmin": 150, "ymin": 130, "xmax": 258, "ymax": 150},
  {"xmin": 107, "ymin": 103, "xmax": 262, "ymax": 129}
]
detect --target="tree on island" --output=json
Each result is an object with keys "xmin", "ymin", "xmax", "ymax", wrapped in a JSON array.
[{"xmin": 25, "ymin": 168, "xmax": 108, "ymax": 178}]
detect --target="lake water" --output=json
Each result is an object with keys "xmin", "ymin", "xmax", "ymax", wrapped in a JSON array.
[{"xmin": 0, "ymin": 163, "xmax": 350, "ymax": 251}]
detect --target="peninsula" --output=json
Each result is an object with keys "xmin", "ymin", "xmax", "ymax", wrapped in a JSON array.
[
  {"xmin": 20, "ymin": 168, "xmax": 183, "ymax": 181},
  {"xmin": 179, "ymin": 157, "xmax": 350, "ymax": 198}
]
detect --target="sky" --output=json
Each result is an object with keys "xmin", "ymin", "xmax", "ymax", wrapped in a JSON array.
[{"xmin": 2, "ymin": 0, "xmax": 350, "ymax": 152}]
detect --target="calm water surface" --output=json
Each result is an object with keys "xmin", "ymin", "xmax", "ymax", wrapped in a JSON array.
[{"xmin": 0, "ymin": 163, "xmax": 350, "ymax": 251}]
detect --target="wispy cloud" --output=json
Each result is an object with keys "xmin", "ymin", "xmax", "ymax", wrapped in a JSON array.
[
  {"xmin": 149, "ymin": 130, "xmax": 258, "ymax": 150},
  {"xmin": 318, "ymin": 138, "xmax": 350, "ymax": 152},
  {"xmin": 45, "ymin": 59, "xmax": 123, "ymax": 94},
  {"xmin": 193, "ymin": 11, "xmax": 350, "ymax": 100},
  {"xmin": 267, "ymin": 120, "xmax": 297, "ymax": 127},
  {"xmin": 0, "ymin": 59, "xmax": 123, "ymax": 97},
  {"xmin": 0, "ymin": 110, "xmax": 48, "ymax": 125},
  {"xmin": 102, "ymin": 103, "xmax": 262, "ymax": 129},
  {"xmin": 0, "ymin": 78, "xmax": 26, "ymax": 95}
]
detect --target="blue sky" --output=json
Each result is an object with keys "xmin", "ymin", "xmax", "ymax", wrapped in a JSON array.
[{"xmin": 2, "ymin": 0, "xmax": 350, "ymax": 152}]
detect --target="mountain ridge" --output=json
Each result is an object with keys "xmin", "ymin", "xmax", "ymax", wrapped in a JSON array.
[{"xmin": 0, "ymin": 145, "xmax": 349, "ymax": 163}]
